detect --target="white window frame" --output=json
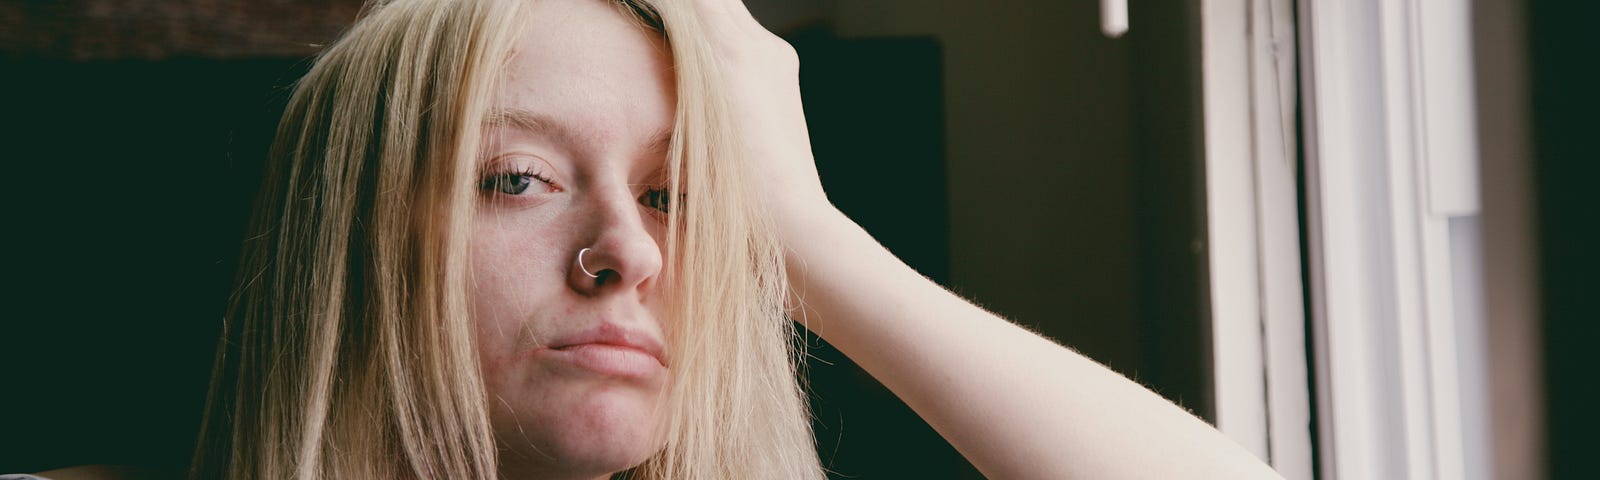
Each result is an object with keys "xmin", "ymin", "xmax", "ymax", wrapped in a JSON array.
[
  {"xmin": 1203, "ymin": 0, "xmax": 1497, "ymax": 476},
  {"xmin": 1295, "ymin": 0, "xmax": 1491, "ymax": 478},
  {"xmin": 1204, "ymin": 0, "xmax": 1493, "ymax": 478},
  {"xmin": 1200, "ymin": 0, "xmax": 1315, "ymax": 478}
]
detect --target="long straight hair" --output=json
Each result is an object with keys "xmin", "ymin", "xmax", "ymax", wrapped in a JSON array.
[{"xmin": 191, "ymin": 0, "xmax": 822, "ymax": 478}]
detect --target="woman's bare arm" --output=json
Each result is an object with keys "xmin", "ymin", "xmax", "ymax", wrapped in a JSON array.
[
  {"xmin": 689, "ymin": 0, "xmax": 1282, "ymax": 478},
  {"xmin": 780, "ymin": 205, "xmax": 1282, "ymax": 479}
]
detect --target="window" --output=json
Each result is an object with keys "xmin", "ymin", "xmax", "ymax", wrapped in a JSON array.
[{"xmin": 1201, "ymin": 0, "xmax": 1493, "ymax": 478}]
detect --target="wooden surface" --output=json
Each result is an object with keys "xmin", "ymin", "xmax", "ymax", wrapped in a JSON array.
[{"xmin": 0, "ymin": 0, "xmax": 364, "ymax": 59}]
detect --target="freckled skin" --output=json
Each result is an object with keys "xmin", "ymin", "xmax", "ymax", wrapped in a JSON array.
[{"xmin": 468, "ymin": 1, "xmax": 678, "ymax": 478}]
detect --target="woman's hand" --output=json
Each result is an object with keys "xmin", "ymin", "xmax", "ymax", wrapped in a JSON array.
[{"xmin": 686, "ymin": 0, "xmax": 832, "ymax": 221}]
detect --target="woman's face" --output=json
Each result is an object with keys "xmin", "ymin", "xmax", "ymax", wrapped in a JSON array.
[{"xmin": 469, "ymin": 1, "xmax": 676, "ymax": 477}]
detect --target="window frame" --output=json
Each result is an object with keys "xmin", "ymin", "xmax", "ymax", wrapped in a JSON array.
[
  {"xmin": 1202, "ymin": 0, "xmax": 1493, "ymax": 478},
  {"xmin": 1294, "ymin": 0, "xmax": 1489, "ymax": 478},
  {"xmin": 1199, "ymin": 0, "xmax": 1315, "ymax": 478}
]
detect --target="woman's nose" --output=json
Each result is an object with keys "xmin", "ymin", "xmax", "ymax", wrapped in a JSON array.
[{"xmin": 567, "ymin": 190, "xmax": 664, "ymax": 296}]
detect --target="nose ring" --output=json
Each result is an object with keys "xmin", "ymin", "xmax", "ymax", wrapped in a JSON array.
[{"xmin": 577, "ymin": 248, "xmax": 600, "ymax": 278}]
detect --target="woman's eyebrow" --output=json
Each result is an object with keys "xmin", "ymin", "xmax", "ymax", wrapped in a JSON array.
[{"xmin": 484, "ymin": 107, "xmax": 672, "ymax": 154}]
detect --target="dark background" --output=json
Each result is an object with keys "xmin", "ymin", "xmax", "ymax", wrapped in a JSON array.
[
  {"xmin": 1529, "ymin": 2, "xmax": 1600, "ymax": 479},
  {"xmin": 3, "ymin": 57, "xmax": 294, "ymax": 473}
]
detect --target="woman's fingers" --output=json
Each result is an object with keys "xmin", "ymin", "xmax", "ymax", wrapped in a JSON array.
[
  {"xmin": 672, "ymin": 0, "xmax": 829, "ymax": 214},
  {"xmin": 689, "ymin": 0, "xmax": 784, "ymax": 49},
  {"xmin": 693, "ymin": 0, "xmax": 759, "ymax": 30}
]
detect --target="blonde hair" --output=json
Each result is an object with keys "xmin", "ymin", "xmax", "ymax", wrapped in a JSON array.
[{"xmin": 191, "ymin": 0, "xmax": 822, "ymax": 478}]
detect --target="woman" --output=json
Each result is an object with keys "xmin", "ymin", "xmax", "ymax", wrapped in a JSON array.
[{"xmin": 30, "ymin": 0, "xmax": 1283, "ymax": 478}]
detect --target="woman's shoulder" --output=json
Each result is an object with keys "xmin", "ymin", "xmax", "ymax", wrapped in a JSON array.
[{"xmin": 5, "ymin": 465, "xmax": 184, "ymax": 480}]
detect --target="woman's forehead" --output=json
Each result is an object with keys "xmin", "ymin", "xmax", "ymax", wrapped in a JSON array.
[
  {"xmin": 483, "ymin": 106, "xmax": 673, "ymax": 158},
  {"xmin": 491, "ymin": 0, "xmax": 675, "ymax": 155}
]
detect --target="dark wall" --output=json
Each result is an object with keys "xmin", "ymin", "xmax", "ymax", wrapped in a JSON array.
[
  {"xmin": 1, "ymin": 58, "xmax": 306, "ymax": 472},
  {"xmin": 1126, "ymin": 0, "xmax": 1214, "ymax": 424},
  {"xmin": 789, "ymin": 29, "xmax": 977, "ymax": 479},
  {"xmin": 826, "ymin": 0, "xmax": 1216, "ymax": 424},
  {"xmin": 1531, "ymin": 1, "xmax": 1600, "ymax": 479},
  {"xmin": 791, "ymin": 1, "xmax": 1217, "ymax": 475}
]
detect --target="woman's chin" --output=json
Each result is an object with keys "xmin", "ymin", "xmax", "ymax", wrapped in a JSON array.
[
  {"xmin": 497, "ymin": 431, "xmax": 664, "ymax": 479},
  {"xmin": 492, "ymin": 387, "xmax": 668, "ymax": 477}
]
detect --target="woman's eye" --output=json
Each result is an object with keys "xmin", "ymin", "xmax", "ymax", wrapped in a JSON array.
[
  {"xmin": 639, "ymin": 187, "xmax": 673, "ymax": 213},
  {"xmin": 479, "ymin": 169, "xmax": 555, "ymax": 196}
]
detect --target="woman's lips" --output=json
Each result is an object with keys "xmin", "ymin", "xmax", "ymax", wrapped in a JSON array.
[
  {"xmin": 543, "ymin": 343, "xmax": 666, "ymax": 378},
  {"xmin": 537, "ymin": 322, "xmax": 667, "ymax": 378}
]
